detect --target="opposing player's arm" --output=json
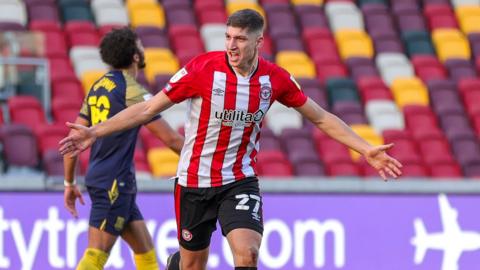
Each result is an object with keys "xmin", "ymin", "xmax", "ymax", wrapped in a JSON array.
[
  {"xmin": 96, "ymin": 91, "xmax": 174, "ymax": 137},
  {"xmin": 145, "ymin": 118, "xmax": 184, "ymax": 155},
  {"xmin": 63, "ymin": 116, "xmax": 88, "ymax": 217},
  {"xmin": 63, "ymin": 117, "xmax": 90, "ymax": 182}
]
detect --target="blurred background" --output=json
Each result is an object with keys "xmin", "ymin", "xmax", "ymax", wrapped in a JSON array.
[{"xmin": 0, "ymin": 0, "xmax": 480, "ymax": 269}]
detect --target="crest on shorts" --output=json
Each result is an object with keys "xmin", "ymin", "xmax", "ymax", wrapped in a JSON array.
[
  {"xmin": 182, "ymin": 229, "xmax": 193, "ymax": 241},
  {"xmin": 260, "ymin": 84, "xmax": 272, "ymax": 100}
]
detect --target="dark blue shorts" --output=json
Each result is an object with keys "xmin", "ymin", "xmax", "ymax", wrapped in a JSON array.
[{"xmin": 87, "ymin": 186, "xmax": 143, "ymax": 236}]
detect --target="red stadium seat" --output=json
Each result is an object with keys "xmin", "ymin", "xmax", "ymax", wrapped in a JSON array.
[
  {"xmin": 418, "ymin": 138, "xmax": 455, "ymax": 165},
  {"xmin": 325, "ymin": 161, "xmax": 360, "ymax": 177},
  {"xmin": 52, "ymin": 77, "xmax": 85, "ymax": 104},
  {"xmin": 316, "ymin": 138, "xmax": 352, "ymax": 163},
  {"xmin": 52, "ymin": 99, "xmax": 82, "ymax": 124},
  {"xmin": 49, "ymin": 56, "xmax": 76, "ymax": 81},
  {"xmin": 139, "ymin": 127, "xmax": 167, "ymax": 150},
  {"xmin": 382, "ymin": 129, "xmax": 413, "ymax": 143},
  {"xmin": 424, "ymin": 4, "xmax": 458, "ymax": 30},
  {"xmin": 197, "ymin": 9, "xmax": 227, "ymax": 25},
  {"xmin": 30, "ymin": 20, "xmax": 62, "ymax": 33},
  {"xmin": 403, "ymin": 105, "xmax": 439, "ymax": 131},
  {"xmin": 36, "ymin": 124, "xmax": 69, "ymax": 155},
  {"xmin": 387, "ymin": 140, "xmax": 422, "ymax": 164},
  {"xmin": 429, "ymin": 163, "xmax": 463, "ymax": 178},
  {"xmin": 8, "ymin": 96, "xmax": 47, "ymax": 133},
  {"xmin": 256, "ymin": 150, "xmax": 293, "ymax": 176},
  {"xmin": 316, "ymin": 61, "xmax": 348, "ymax": 82},
  {"xmin": 401, "ymin": 164, "xmax": 430, "ymax": 177},
  {"xmin": 68, "ymin": 31, "xmax": 100, "ymax": 47},
  {"xmin": 411, "ymin": 55, "xmax": 447, "ymax": 81},
  {"xmin": 43, "ymin": 31, "xmax": 68, "ymax": 58}
]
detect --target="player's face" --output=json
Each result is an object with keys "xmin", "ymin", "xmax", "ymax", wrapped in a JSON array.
[
  {"xmin": 135, "ymin": 39, "xmax": 146, "ymax": 69},
  {"xmin": 225, "ymin": 26, "xmax": 262, "ymax": 73}
]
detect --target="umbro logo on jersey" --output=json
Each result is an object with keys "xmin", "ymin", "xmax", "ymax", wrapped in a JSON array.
[{"xmin": 212, "ymin": 88, "xmax": 225, "ymax": 96}]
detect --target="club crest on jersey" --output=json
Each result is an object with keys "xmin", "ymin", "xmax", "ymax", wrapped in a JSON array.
[
  {"xmin": 169, "ymin": 68, "xmax": 188, "ymax": 83},
  {"xmin": 260, "ymin": 84, "xmax": 272, "ymax": 100},
  {"xmin": 182, "ymin": 229, "xmax": 193, "ymax": 241}
]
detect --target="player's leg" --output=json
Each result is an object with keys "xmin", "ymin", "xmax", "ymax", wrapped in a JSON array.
[
  {"xmin": 226, "ymin": 228, "xmax": 262, "ymax": 268},
  {"xmin": 218, "ymin": 177, "xmax": 264, "ymax": 269},
  {"xmin": 166, "ymin": 183, "xmax": 217, "ymax": 270},
  {"xmin": 77, "ymin": 187, "xmax": 123, "ymax": 270},
  {"xmin": 120, "ymin": 201, "xmax": 159, "ymax": 270}
]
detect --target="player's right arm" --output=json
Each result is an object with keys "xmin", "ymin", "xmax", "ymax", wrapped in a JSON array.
[{"xmin": 63, "ymin": 116, "xmax": 88, "ymax": 218}]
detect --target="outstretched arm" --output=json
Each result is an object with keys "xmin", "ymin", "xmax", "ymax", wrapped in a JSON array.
[
  {"xmin": 59, "ymin": 92, "xmax": 174, "ymax": 156},
  {"xmin": 145, "ymin": 118, "xmax": 184, "ymax": 155},
  {"xmin": 63, "ymin": 116, "xmax": 88, "ymax": 217},
  {"xmin": 295, "ymin": 98, "xmax": 402, "ymax": 180}
]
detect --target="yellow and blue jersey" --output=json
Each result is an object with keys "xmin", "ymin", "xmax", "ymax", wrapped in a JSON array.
[{"xmin": 79, "ymin": 70, "xmax": 159, "ymax": 193}]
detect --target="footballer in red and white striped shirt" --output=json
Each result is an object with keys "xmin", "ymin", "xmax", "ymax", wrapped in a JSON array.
[{"xmin": 163, "ymin": 51, "xmax": 307, "ymax": 188}]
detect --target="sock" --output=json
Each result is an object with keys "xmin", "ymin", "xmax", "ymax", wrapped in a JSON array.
[
  {"xmin": 166, "ymin": 251, "xmax": 180, "ymax": 270},
  {"xmin": 234, "ymin": 268, "xmax": 257, "ymax": 270},
  {"xmin": 76, "ymin": 248, "xmax": 109, "ymax": 270},
  {"xmin": 134, "ymin": 249, "xmax": 159, "ymax": 270}
]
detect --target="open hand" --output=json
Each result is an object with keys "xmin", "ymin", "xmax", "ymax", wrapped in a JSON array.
[
  {"xmin": 364, "ymin": 143, "xmax": 403, "ymax": 181},
  {"xmin": 59, "ymin": 122, "xmax": 96, "ymax": 157}
]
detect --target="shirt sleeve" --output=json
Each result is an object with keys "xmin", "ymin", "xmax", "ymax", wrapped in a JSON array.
[
  {"xmin": 162, "ymin": 57, "xmax": 202, "ymax": 103},
  {"xmin": 274, "ymin": 67, "xmax": 308, "ymax": 108},
  {"xmin": 78, "ymin": 96, "xmax": 90, "ymax": 124},
  {"xmin": 125, "ymin": 77, "xmax": 161, "ymax": 123}
]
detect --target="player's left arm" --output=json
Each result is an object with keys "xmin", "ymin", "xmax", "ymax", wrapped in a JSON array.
[
  {"xmin": 63, "ymin": 116, "xmax": 88, "ymax": 217},
  {"xmin": 295, "ymin": 98, "xmax": 402, "ymax": 180},
  {"xmin": 145, "ymin": 118, "xmax": 185, "ymax": 155}
]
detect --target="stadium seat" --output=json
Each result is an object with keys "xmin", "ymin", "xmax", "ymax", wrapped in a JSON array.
[
  {"xmin": 200, "ymin": 24, "xmax": 226, "ymax": 52},
  {"xmin": 411, "ymin": 55, "xmax": 447, "ymax": 81},
  {"xmin": 265, "ymin": 102, "xmax": 303, "ymax": 134},
  {"xmin": 36, "ymin": 124, "xmax": 69, "ymax": 155},
  {"xmin": 226, "ymin": 2, "xmax": 265, "ymax": 17},
  {"xmin": 334, "ymin": 30, "xmax": 374, "ymax": 59},
  {"xmin": 376, "ymin": 53, "xmax": 414, "ymax": 86},
  {"xmin": 325, "ymin": 2, "xmax": 364, "ymax": 32},
  {"xmin": 391, "ymin": 78, "xmax": 430, "ymax": 108},
  {"xmin": 350, "ymin": 124, "xmax": 383, "ymax": 160},
  {"xmin": 49, "ymin": 56, "xmax": 76, "ymax": 82},
  {"xmin": 432, "ymin": 29, "xmax": 471, "ymax": 62},
  {"xmin": 7, "ymin": 95, "xmax": 46, "ymax": 133},
  {"xmin": 365, "ymin": 100, "xmax": 405, "ymax": 133},
  {"xmin": 0, "ymin": 124, "xmax": 39, "ymax": 168},
  {"xmin": 424, "ymin": 4, "xmax": 458, "ymax": 30},
  {"xmin": 28, "ymin": 2, "xmax": 61, "ymax": 23},
  {"xmin": 455, "ymin": 6, "xmax": 480, "ymax": 34},
  {"xmin": 52, "ymin": 99, "xmax": 82, "ymax": 124},
  {"xmin": 275, "ymin": 51, "xmax": 316, "ymax": 79},
  {"xmin": 291, "ymin": 0, "xmax": 323, "ymax": 6},
  {"xmin": 0, "ymin": 1, "xmax": 27, "ymax": 26},
  {"xmin": 51, "ymin": 78, "xmax": 84, "ymax": 106},
  {"xmin": 144, "ymin": 48, "xmax": 179, "ymax": 83},
  {"xmin": 325, "ymin": 78, "xmax": 360, "ymax": 105},
  {"xmin": 147, "ymin": 148, "xmax": 179, "ymax": 177},
  {"xmin": 402, "ymin": 163, "xmax": 430, "ymax": 177},
  {"xmin": 129, "ymin": 2, "xmax": 165, "ymax": 28},
  {"xmin": 402, "ymin": 31, "xmax": 436, "ymax": 56},
  {"xmin": 42, "ymin": 150, "xmax": 66, "ymax": 176},
  {"xmin": 256, "ymin": 150, "xmax": 293, "ymax": 177},
  {"xmin": 325, "ymin": 161, "xmax": 361, "ymax": 177},
  {"xmin": 81, "ymin": 70, "xmax": 107, "ymax": 94}
]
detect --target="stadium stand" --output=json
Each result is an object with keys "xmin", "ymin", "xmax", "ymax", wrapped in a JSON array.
[{"xmin": 0, "ymin": 0, "xmax": 479, "ymax": 180}]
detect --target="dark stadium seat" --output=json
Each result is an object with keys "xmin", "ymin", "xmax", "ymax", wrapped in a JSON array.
[
  {"xmin": 27, "ymin": 2, "xmax": 61, "ymax": 23},
  {"xmin": 293, "ymin": 160, "xmax": 325, "ymax": 176},
  {"xmin": 451, "ymin": 139, "xmax": 480, "ymax": 169},
  {"xmin": 42, "ymin": 149, "xmax": 65, "ymax": 176},
  {"xmin": 445, "ymin": 59, "xmax": 477, "ymax": 82},
  {"xmin": 0, "ymin": 124, "xmax": 39, "ymax": 168},
  {"xmin": 402, "ymin": 31, "xmax": 436, "ymax": 56}
]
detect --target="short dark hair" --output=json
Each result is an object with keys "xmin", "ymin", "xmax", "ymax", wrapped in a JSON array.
[
  {"xmin": 226, "ymin": 9, "xmax": 264, "ymax": 34},
  {"xmin": 99, "ymin": 27, "xmax": 139, "ymax": 69}
]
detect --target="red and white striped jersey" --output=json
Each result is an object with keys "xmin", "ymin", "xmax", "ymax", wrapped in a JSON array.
[{"xmin": 163, "ymin": 51, "xmax": 307, "ymax": 188}]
